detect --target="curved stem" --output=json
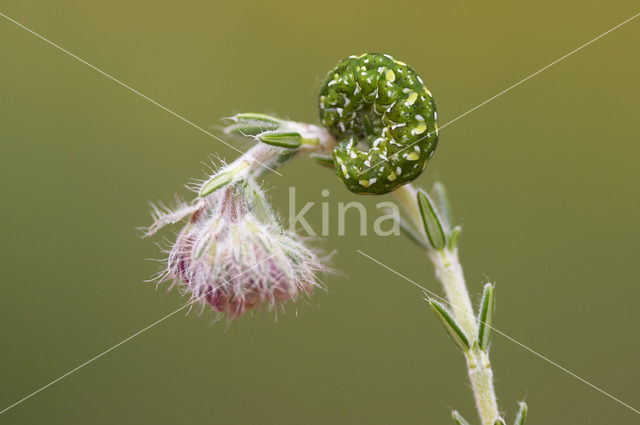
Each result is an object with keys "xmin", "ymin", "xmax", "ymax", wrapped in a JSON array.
[
  {"xmin": 199, "ymin": 122, "xmax": 337, "ymax": 195},
  {"xmin": 393, "ymin": 183, "xmax": 500, "ymax": 425}
]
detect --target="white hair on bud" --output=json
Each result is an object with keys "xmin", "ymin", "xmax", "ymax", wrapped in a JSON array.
[{"xmin": 146, "ymin": 177, "xmax": 326, "ymax": 320}]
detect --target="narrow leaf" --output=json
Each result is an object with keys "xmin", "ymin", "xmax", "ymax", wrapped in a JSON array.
[
  {"xmin": 514, "ymin": 402, "xmax": 527, "ymax": 425},
  {"xmin": 310, "ymin": 153, "xmax": 335, "ymax": 168},
  {"xmin": 494, "ymin": 418, "xmax": 506, "ymax": 425},
  {"xmin": 199, "ymin": 171, "xmax": 233, "ymax": 197},
  {"xmin": 224, "ymin": 113, "xmax": 282, "ymax": 136},
  {"xmin": 432, "ymin": 182, "xmax": 454, "ymax": 230},
  {"xmin": 477, "ymin": 283, "xmax": 495, "ymax": 352},
  {"xmin": 224, "ymin": 122, "xmax": 268, "ymax": 137},
  {"xmin": 398, "ymin": 215, "xmax": 429, "ymax": 250},
  {"xmin": 448, "ymin": 225, "xmax": 462, "ymax": 250},
  {"xmin": 417, "ymin": 190, "xmax": 446, "ymax": 250},
  {"xmin": 233, "ymin": 112, "xmax": 282, "ymax": 127},
  {"xmin": 429, "ymin": 299, "xmax": 470, "ymax": 351},
  {"xmin": 274, "ymin": 149, "xmax": 298, "ymax": 166},
  {"xmin": 451, "ymin": 411, "xmax": 471, "ymax": 425},
  {"xmin": 258, "ymin": 131, "xmax": 302, "ymax": 149}
]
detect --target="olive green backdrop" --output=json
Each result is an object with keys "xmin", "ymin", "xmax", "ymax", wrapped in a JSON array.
[{"xmin": 1, "ymin": 1, "xmax": 638, "ymax": 424}]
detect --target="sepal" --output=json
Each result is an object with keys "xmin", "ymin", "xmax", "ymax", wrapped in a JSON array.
[{"xmin": 199, "ymin": 170, "xmax": 235, "ymax": 197}]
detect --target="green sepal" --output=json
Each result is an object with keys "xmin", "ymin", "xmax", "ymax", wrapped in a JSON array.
[
  {"xmin": 451, "ymin": 411, "xmax": 471, "ymax": 425},
  {"xmin": 477, "ymin": 283, "xmax": 495, "ymax": 352},
  {"xmin": 494, "ymin": 418, "xmax": 506, "ymax": 425},
  {"xmin": 199, "ymin": 170, "xmax": 234, "ymax": 197},
  {"xmin": 428, "ymin": 299, "xmax": 471, "ymax": 352},
  {"xmin": 417, "ymin": 190, "xmax": 447, "ymax": 250},
  {"xmin": 514, "ymin": 402, "xmax": 527, "ymax": 425},
  {"xmin": 258, "ymin": 131, "xmax": 302, "ymax": 149},
  {"xmin": 310, "ymin": 153, "xmax": 336, "ymax": 168}
]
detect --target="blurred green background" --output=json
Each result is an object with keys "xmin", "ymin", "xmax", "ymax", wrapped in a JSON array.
[{"xmin": 1, "ymin": 1, "xmax": 639, "ymax": 424}]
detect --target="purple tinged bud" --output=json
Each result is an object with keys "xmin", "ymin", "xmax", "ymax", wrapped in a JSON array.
[{"xmin": 146, "ymin": 178, "xmax": 325, "ymax": 319}]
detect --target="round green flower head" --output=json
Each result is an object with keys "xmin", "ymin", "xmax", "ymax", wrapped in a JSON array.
[{"xmin": 319, "ymin": 53, "xmax": 438, "ymax": 194}]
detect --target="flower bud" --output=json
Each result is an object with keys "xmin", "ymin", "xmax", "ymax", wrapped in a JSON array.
[{"xmin": 146, "ymin": 178, "xmax": 324, "ymax": 318}]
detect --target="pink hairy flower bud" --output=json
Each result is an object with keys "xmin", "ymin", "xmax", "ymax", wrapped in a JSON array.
[{"xmin": 146, "ymin": 178, "xmax": 324, "ymax": 319}]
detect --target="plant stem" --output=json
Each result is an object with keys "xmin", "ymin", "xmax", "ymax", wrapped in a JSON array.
[
  {"xmin": 393, "ymin": 183, "xmax": 500, "ymax": 425},
  {"xmin": 429, "ymin": 250, "xmax": 477, "ymax": 342},
  {"xmin": 430, "ymin": 249, "xmax": 499, "ymax": 425}
]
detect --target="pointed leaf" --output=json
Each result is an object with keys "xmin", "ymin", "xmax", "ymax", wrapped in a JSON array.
[
  {"xmin": 432, "ymin": 182, "xmax": 454, "ymax": 230},
  {"xmin": 448, "ymin": 225, "xmax": 462, "ymax": 250},
  {"xmin": 274, "ymin": 149, "xmax": 298, "ymax": 165},
  {"xmin": 494, "ymin": 418, "xmax": 506, "ymax": 425},
  {"xmin": 451, "ymin": 411, "xmax": 471, "ymax": 425},
  {"xmin": 477, "ymin": 283, "xmax": 495, "ymax": 352},
  {"xmin": 258, "ymin": 131, "xmax": 302, "ymax": 149},
  {"xmin": 417, "ymin": 190, "xmax": 446, "ymax": 250},
  {"xmin": 398, "ymin": 215, "xmax": 429, "ymax": 250},
  {"xmin": 310, "ymin": 153, "xmax": 335, "ymax": 168},
  {"xmin": 233, "ymin": 112, "xmax": 282, "ymax": 127},
  {"xmin": 224, "ymin": 113, "xmax": 282, "ymax": 136},
  {"xmin": 429, "ymin": 299, "xmax": 470, "ymax": 351},
  {"xmin": 224, "ymin": 122, "xmax": 268, "ymax": 137},
  {"xmin": 514, "ymin": 402, "xmax": 527, "ymax": 425},
  {"xmin": 199, "ymin": 170, "xmax": 234, "ymax": 197}
]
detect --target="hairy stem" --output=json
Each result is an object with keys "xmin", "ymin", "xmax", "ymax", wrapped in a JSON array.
[
  {"xmin": 429, "ymin": 250, "xmax": 477, "ymax": 341},
  {"xmin": 393, "ymin": 183, "xmax": 500, "ymax": 425},
  {"xmin": 430, "ymin": 249, "xmax": 499, "ymax": 425}
]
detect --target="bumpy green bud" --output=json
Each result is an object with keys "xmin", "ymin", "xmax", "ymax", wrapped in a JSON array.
[{"xmin": 319, "ymin": 53, "xmax": 438, "ymax": 194}]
